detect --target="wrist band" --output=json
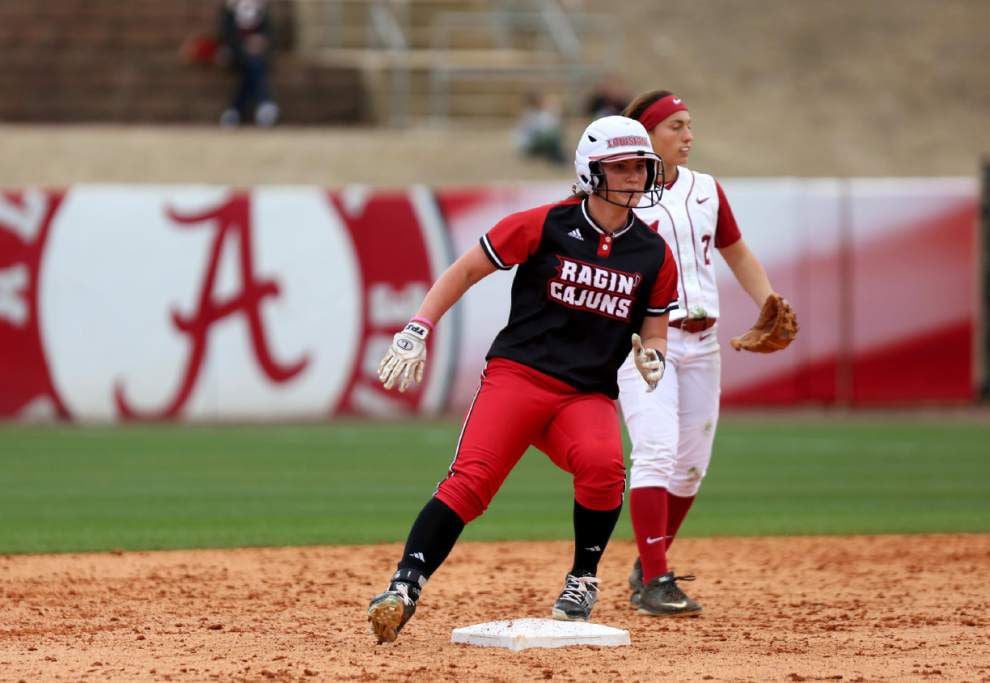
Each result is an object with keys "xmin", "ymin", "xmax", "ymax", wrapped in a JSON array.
[{"xmin": 411, "ymin": 316, "xmax": 435, "ymax": 331}]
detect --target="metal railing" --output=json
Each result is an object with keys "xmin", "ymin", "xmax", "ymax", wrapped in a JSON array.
[
  {"xmin": 297, "ymin": 0, "xmax": 615, "ymax": 125},
  {"xmin": 368, "ymin": 1, "xmax": 411, "ymax": 125},
  {"xmin": 424, "ymin": 5, "xmax": 615, "ymax": 123}
]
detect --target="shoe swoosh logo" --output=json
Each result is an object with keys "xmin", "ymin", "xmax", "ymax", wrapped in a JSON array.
[
  {"xmin": 646, "ymin": 536, "xmax": 664, "ymax": 544},
  {"xmin": 695, "ymin": 196, "xmax": 710, "ymax": 204},
  {"xmin": 699, "ymin": 333, "xmax": 711, "ymax": 341},
  {"xmin": 659, "ymin": 600, "xmax": 689, "ymax": 609}
]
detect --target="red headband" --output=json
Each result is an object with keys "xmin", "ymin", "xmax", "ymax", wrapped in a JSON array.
[{"xmin": 638, "ymin": 95, "xmax": 688, "ymax": 132}]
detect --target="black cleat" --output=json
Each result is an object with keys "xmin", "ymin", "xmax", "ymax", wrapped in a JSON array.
[
  {"xmin": 368, "ymin": 569, "xmax": 425, "ymax": 643},
  {"xmin": 368, "ymin": 585, "xmax": 416, "ymax": 643},
  {"xmin": 628, "ymin": 557, "xmax": 644, "ymax": 606},
  {"xmin": 551, "ymin": 573, "xmax": 600, "ymax": 622},
  {"xmin": 637, "ymin": 571, "xmax": 702, "ymax": 617}
]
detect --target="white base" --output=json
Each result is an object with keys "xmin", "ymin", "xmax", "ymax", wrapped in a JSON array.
[{"xmin": 451, "ymin": 618, "xmax": 631, "ymax": 651}]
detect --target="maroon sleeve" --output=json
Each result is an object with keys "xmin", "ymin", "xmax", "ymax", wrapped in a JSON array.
[
  {"xmin": 714, "ymin": 180, "xmax": 742, "ymax": 249},
  {"xmin": 479, "ymin": 204, "xmax": 550, "ymax": 269},
  {"xmin": 646, "ymin": 241, "xmax": 679, "ymax": 316}
]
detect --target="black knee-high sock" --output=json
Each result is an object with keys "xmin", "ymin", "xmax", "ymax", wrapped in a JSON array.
[
  {"xmin": 393, "ymin": 497, "xmax": 465, "ymax": 595},
  {"xmin": 571, "ymin": 500, "xmax": 622, "ymax": 577}
]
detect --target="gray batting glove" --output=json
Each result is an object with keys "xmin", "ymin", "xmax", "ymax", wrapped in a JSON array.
[
  {"xmin": 378, "ymin": 320, "xmax": 430, "ymax": 393},
  {"xmin": 631, "ymin": 333, "xmax": 665, "ymax": 392}
]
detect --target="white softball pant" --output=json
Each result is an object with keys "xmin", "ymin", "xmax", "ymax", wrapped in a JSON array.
[{"xmin": 617, "ymin": 326, "xmax": 721, "ymax": 496}]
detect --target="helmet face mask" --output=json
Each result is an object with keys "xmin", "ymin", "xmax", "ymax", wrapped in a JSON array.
[
  {"xmin": 590, "ymin": 157, "xmax": 666, "ymax": 209},
  {"xmin": 574, "ymin": 116, "xmax": 665, "ymax": 208}
]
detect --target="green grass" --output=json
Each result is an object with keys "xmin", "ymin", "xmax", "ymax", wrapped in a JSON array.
[{"xmin": 0, "ymin": 419, "xmax": 987, "ymax": 554}]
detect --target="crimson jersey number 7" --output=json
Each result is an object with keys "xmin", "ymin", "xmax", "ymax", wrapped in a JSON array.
[{"xmin": 701, "ymin": 234, "xmax": 712, "ymax": 265}]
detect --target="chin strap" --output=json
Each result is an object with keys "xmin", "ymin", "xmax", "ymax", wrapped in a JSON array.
[{"xmin": 594, "ymin": 185, "xmax": 664, "ymax": 208}]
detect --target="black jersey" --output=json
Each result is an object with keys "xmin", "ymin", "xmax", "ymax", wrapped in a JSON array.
[{"xmin": 479, "ymin": 197, "xmax": 678, "ymax": 398}]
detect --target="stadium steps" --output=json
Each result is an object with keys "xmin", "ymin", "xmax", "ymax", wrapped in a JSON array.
[{"xmin": 294, "ymin": 0, "xmax": 607, "ymax": 124}]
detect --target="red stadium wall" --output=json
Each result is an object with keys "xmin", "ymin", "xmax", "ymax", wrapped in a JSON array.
[
  {"xmin": 718, "ymin": 193, "xmax": 978, "ymax": 406},
  {"xmin": 0, "ymin": 180, "xmax": 980, "ymax": 421}
]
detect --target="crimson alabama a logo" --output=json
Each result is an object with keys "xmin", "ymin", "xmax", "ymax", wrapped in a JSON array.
[{"xmin": 0, "ymin": 185, "xmax": 455, "ymax": 421}]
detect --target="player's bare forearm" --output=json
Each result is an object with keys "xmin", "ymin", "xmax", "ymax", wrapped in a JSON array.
[
  {"xmin": 720, "ymin": 239, "xmax": 774, "ymax": 307},
  {"xmin": 639, "ymin": 314, "xmax": 669, "ymax": 358},
  {"xmin": 415, "ymin": 244, "xmax": 498, "ymax": 323}
]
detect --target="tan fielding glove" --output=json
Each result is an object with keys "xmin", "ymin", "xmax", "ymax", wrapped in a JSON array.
[{"xmin": 729, "ymin": 293, "xmax": 799, "ymax": 353}]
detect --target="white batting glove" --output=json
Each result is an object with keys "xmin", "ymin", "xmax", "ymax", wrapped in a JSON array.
[
  {"xmin": 631, "ymin": 333, "xmax": 665, "ymax": 392},
  {"xmin": 378, "ymin": 320, "xmax": 430, "ymax": 393}
]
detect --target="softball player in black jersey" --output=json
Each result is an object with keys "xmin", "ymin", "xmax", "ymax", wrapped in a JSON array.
[{"xmin": 368, "ymin": 116, "xmax": 680, "ymax": 643}]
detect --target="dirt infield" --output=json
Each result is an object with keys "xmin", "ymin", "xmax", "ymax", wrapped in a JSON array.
[{"xmin": 2, "ymin": 534, "xmax": 988, "ymax": 682}]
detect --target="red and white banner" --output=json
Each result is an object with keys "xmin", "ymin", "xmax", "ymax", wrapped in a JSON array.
[
  {"xmin": 1, "ymin": 185, "xmax": 454, "ymax": 421},
  {"xmin": 0, "ymin": 180, "xmax": 979, "ymax": 422}
]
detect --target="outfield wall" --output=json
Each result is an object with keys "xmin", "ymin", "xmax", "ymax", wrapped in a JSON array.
[{"xmin": 0, "ymin": 180, "xmax": 978, "ymax": 421}]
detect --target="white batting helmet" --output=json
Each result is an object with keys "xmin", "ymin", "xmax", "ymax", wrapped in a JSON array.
[{"xmin": 574, "ymin": 116, "xmax": 664, "ymax": 206}]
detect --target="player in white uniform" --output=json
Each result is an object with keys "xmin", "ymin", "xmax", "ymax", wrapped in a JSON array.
[{"xmin": 616, "ymin": 90, "xmax": 791, "ymax": 616}]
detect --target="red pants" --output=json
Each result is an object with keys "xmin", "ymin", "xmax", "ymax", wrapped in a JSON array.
[{"xmin": 435, "ymin": 358, "xmax": 626, "ymax": 523}]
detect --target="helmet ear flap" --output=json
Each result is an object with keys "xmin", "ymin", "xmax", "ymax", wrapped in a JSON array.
[{"xmin": 588, "ymin": 160, "xmax": 604, "ymax": 191}]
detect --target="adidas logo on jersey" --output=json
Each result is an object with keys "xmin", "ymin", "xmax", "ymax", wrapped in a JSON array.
[
  {"xmin": 408, "ymin": 552, "xmax": 425, "ymax": 562},
  {"xmin": 567, "ymin": 228, "xmax": 584, "ymax": 241}
]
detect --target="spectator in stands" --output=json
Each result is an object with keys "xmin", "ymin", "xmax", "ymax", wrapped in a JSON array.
[
  {"xmin": 586, "ymin": 75, "xmax": 632, "ymax": 119},
  {"xmin": 218, "ymin": 0, "xmax": 279, "ymax": 127},
  {"xmin": 515, "ymin": 91, "xmax": 566, "ymax": 165}
]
